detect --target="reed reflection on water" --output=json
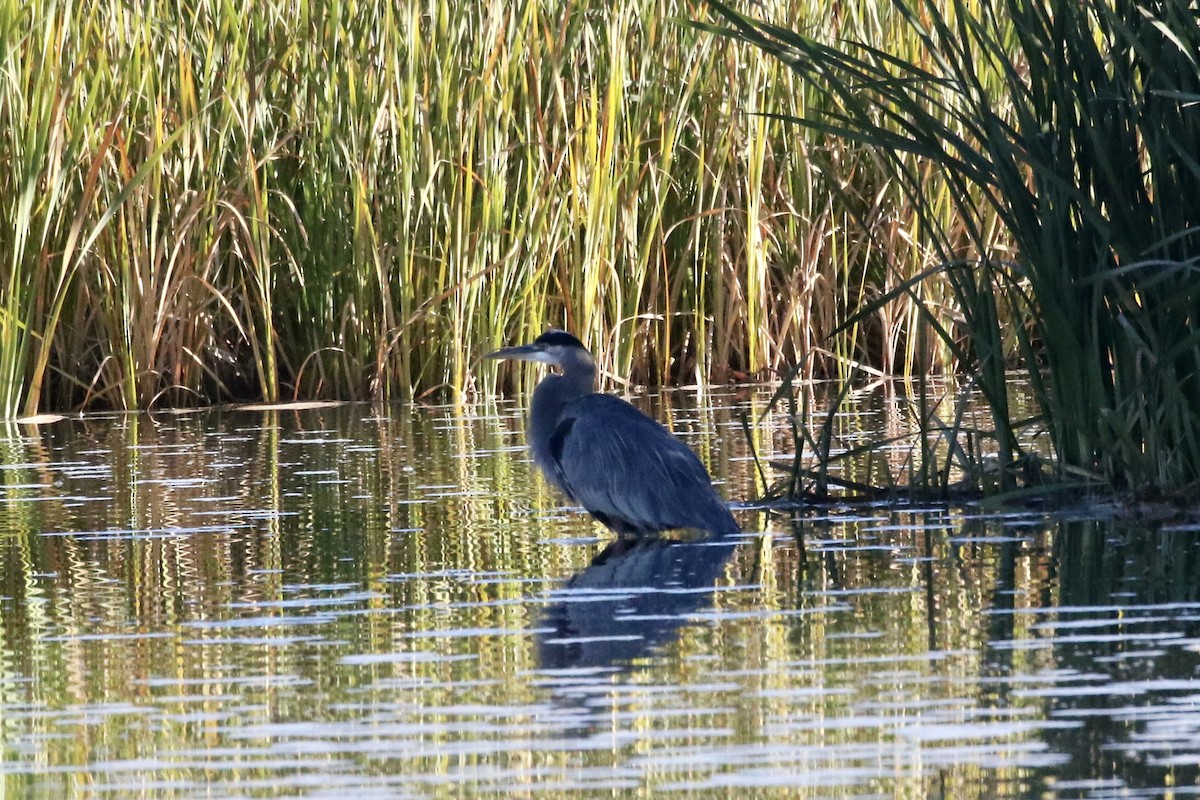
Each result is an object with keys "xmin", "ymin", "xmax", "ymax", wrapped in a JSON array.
[{"xmin": 0, "ymin": 393, "xmax": 1197, "ymax": 798}]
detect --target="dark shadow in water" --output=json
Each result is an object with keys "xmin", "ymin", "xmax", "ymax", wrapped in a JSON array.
[{"xmin": 537, "ymin": 534, "xmax": 738, "ymax": 671}]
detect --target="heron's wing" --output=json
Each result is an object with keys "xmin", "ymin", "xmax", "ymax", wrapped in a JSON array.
[{"xmin": 549, "ymin": 394, "xmax": 735, "ymax": 534}]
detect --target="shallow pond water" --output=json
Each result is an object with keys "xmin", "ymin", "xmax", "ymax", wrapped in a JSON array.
[{"xmin": 1, "ymin": 390, "xmax": 1198, "ymax": 798}]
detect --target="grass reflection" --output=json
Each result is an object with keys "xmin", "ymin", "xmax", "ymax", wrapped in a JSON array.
[{"xmin": 0, "ymin": 395, "xmax": 1197, "ymax": 797}]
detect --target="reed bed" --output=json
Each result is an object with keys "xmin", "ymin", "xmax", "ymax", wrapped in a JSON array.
[
  {"xmin": 706, "ymin": 0, "xmax": 1200, "ymax": 493},
  {"xmin": 0, "ymin": 0, "xmax": 982, "ymax": 417}
]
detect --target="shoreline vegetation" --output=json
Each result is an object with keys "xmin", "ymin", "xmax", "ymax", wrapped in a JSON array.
[
  {"xmin": 702, "ymin": 0, "xmax": 1200, "ymax": 498},
  {"xmin": 1, "ymin": 0, "xmax": 993, "ymax": 416},
  {"xmin": 3, "ymin": 0, "xmax": 1198, "ymax": 497}
]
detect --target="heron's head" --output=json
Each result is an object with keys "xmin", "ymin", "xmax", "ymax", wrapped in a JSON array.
[{"xmin": 485, "ymin": 329, "xmax": 594, "ymax": 373}]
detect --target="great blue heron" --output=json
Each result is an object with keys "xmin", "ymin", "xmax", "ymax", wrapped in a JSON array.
[{"xmin": 485, "ymin": 329, "xmax": 740, "ymax": 537}]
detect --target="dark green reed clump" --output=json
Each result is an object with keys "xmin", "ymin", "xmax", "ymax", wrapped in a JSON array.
[{"xmin": 704, "ymin": 0, "xmax": 1200, "ymax": 495}]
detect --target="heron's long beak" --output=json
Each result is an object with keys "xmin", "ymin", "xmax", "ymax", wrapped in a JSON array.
[{"xmin": 484, "ymin": 343, "xmax": 544, "ymax": 362}]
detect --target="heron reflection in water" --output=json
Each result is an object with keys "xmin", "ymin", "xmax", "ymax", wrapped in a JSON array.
[
  {"xmin": 485, "ymin": 329, "xmax": 740, "ymax": 538},
  {"xmin": 538, "ymin": 534, "xmax": 738, "ymax": 670}
]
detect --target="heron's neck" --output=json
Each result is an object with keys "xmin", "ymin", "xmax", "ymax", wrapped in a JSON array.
[{"xmin": 529, "ymin": 364, "xmax": 594, "ymax": 462}]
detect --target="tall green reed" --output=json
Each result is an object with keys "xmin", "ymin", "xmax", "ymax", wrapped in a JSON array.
[
  {"xmin": 3, "ymin": 0, "xmax": 971, "ymax": 416},
  {"xmin": 0, "ymin": 0, "xmax": 104, "ymax": 418},
  {"xmin": 702, "ymin": 0, "xmax": 1200, "ymax": 493}
]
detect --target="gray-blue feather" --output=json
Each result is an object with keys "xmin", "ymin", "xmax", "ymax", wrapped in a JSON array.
[
  {"xmin": 548, "ymin": 395, "xmax": 739, "ymax": 536},
  {"xmin": 488, "ymin": 329, "xmax": 740, "ymax": 538}
]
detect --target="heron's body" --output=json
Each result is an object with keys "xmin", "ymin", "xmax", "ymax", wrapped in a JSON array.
[{"xmin": 487, "ymin": 330, "xmax": 739, "ymax": 538}]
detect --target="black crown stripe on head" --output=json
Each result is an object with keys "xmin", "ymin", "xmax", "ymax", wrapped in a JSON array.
[{"xmin": 534, "ymin": 330, "xmax": 585, "ymax": 349}]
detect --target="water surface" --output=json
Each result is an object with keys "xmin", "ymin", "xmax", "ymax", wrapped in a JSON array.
[{"xmin": 1, "ymin": 391, "xmax": 1198, "ymax": 797}]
